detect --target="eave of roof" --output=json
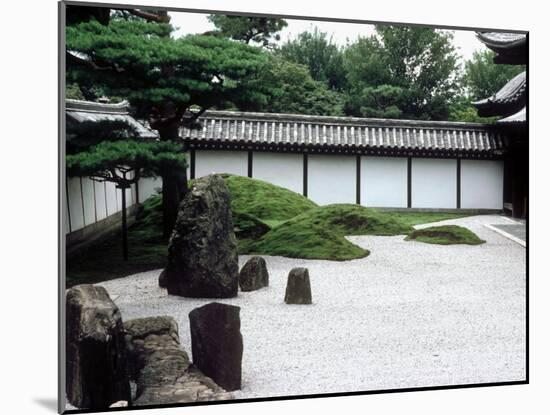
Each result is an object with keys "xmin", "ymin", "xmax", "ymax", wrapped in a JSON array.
[
  {"xmin": 476, "ymin": 32, "xmax": 527, "ymax": 65},
  {"xmin": 473, "ymin": 71, "xmax": 526, "ymax": 117},
  {"xmin": 180, "ymin": 110, "xmax": 506, "ymax": 155},
  {"xmin": 66, "ymin": 99, "xmax": 158, "ymax": 139},
  {"xmin": 497, "ymin": 106, "xmax": 526, "ymax": 124}
]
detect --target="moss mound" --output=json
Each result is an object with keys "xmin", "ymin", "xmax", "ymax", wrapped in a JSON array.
[
  {"xmin": 405, "ymin": 225, "xmax": 485, "ymax": 245},
  {"xmin": 295, "ymin": 204, "xmax": 413, "ymax": 236},
  {"xmin": 221, "ymin": 174, "xmax": 317, "ymax": 223},
  {"xmin": 243, "ymin": 204, "xmax": 415, "ymax": 261},
  {"xmin": 245, "ymin": 219, "xmax": 370, "ymax": 261}
]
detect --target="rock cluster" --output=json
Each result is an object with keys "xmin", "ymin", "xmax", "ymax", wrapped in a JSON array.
[
  {"xmin": 164, "ymin": 175, "xmax": 239, "ymax": 298},
  {"xmin": 124, "ymin": 316, "xmax": 233, "ymax": 405},
  {"xmin": 239, "ymin": 256, "xmax": 269, "ymax": 291},
  {"xmin": 66, "ymin": 285, "xmax": 131, "ymax": 409},
  {"xmin": 189, "ymin": 302, "xmax": 243, "ymax": 391}
]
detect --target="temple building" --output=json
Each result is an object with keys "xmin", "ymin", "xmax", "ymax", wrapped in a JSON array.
[{"xmin": 474, "ymin": 32, "xmax": 527, "ymax": 218}]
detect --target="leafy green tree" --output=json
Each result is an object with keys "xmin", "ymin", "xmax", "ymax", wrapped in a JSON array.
[
  {"xmin": 462, "ymin": 50, "xmax": 525, "ymax": 101},
  {"xmin": 207, "ymin": 14, "xmax": 287, "ymax": 46},
  {"xmin": 353, "ymin": 85, "xmax": 405, "ymax": 119},
  {"xmin": 66, "ymin": 14, "xmax": 272, "ymax": 236},
  {"xmin": 343, "ymin": 26, "xmax": 460, "ymax": 120},
  {"xmin": 247, "ymin": 56, "xmax": 344, "ymax": 116},
  {"xmin": 278, "ymin": 27, "xmax": 347, "ymax": 91},
  {"xmin": 67, "ymin": 140, "xmax": 186, "ymax": 260}
]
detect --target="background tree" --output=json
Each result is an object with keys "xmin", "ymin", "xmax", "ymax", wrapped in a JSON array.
[
  {"xmin": 343, "ymin": 26, "xmax": 460, "ymax": 120},
  {"xmin": 67, "ymin": 139, "xmax": 186, "ymax": 260},
  {"xmin": 66, "ymin": 13, "xmax": 273, "ymax": 236},
  {"xmin": 278, "ymin": 27, "xmax": 347, "ymax": 91},
  {"xmin": 207, "ymin": 15, "xmax": 287, "ymax": 46},
  {"xmin": 238, "ymin": 56, "xmax": 344, "ymax": 116},
  {"xmin": 461, "ymin": 49, "xmax": 525, "ymax": 101}
]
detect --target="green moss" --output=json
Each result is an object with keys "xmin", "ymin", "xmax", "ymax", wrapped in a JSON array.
[
  {"xmin": 301, "ymin": 204, "xmax": 413, "ymax": 236},
  {"xmin": 221, "ymin": 174, "xmax": 317, "ymax": 221},
  {"xmin": 405, "ymin": 225, "xmax": 485, "ymax": 245},
  {"xmin": 242, "ymin": 204, "xmax": 414, "ymax": 261},
  {"xmin": 245, "ymin": 219, "xmax": 370, "ymax": 261}
]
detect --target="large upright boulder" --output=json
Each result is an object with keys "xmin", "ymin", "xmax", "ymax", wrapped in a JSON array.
[
  {"xmin": 189, "ymin": 302, "xmax": 243, "ymax": 391},
  {"xmin": 165, "ymin": 174, "xmax": 239, "ymax": 298},
  {"xmin": 66, "ymin": 284, "xmax": 131, "ymax": 409}
]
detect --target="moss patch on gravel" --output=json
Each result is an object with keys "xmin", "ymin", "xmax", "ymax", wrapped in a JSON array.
[
  {"xmin": 405, "ymin": 225, "xmax": 485, "ymax": 245},
  {"xmin": 241, "ymin": 204, "xmax": 413, "ymax": 261}
]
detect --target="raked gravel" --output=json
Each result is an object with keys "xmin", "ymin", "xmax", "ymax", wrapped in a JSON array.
[{"xmin": 98, "ymin": 214, "xmax": 526, "ymax": 399}]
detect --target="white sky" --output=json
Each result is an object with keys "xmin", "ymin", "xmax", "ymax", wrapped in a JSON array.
[{"xmin": 169, "ymin": 11, "xmax": 487, "ymax": 64}]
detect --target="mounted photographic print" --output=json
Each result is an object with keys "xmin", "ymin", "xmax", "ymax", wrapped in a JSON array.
[{"xmin": 59, "ymin": 1, "xmax": 528, "ymax": 412}]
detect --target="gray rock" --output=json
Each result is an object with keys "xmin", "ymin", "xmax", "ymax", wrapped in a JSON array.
[
  {"xmin": 239, "ymin": 256, "xmax": 269, "ymax": 291},
  {"xmin": 158, "ymin": 269, "xmax": 167, "ymax": 288},
  {"xmin": 284, "ymin": 268, "xmax": 312, "ymax": 305},
  {"xmin": 165, "ymin": 175, "xmax": 239, "ymax": 298},
  {"xmin": 109, "ymin": 401, "xmax": 128, "ymax": 408},
  {"xmin": 66, "ymin": 284, "xmax": 131, "ymax": 409},
  {"xmin": 124, "ymin": 316, "xmax": 232, "ymax": 406},
  {"xmin": 189, "ymin": 302, "xmax": 243, "ymax": 391}
]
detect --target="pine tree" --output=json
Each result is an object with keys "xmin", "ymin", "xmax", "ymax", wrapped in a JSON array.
[
  {"xmin": 67, "ymin": 139, "xmax": 186, "ymax": 260},
  {"xmin": 66, "ymin": 10, "xmax": 272, "ymax": 236}
]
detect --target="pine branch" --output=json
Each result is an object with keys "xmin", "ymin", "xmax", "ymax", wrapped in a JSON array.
[
  {"xmin": 67, "ymin": 51, "xmax": 125, "ymax": 73},
  {"xmin": 126, "ymin": 9, "xmax": 170, "ymax": 23}
]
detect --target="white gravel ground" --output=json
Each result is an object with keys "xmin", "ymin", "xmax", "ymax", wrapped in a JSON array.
[{"xmin": 98, "ymin": 214, "xmax": 526, "ymax": 399}]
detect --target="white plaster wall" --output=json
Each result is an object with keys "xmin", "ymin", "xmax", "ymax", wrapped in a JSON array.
[
  {"xmin": 67, "ymin": 177, "xmax": 84, "ymax": 231},
  {"xmin": 139, "ymin": 177, "xmax": 163, "ymax": 202},
  {"xmin": 195, "ymin": 150, "xmax": 248, "ymax": 178},
  {"xmin": 461, "ymin": 160, "xmax": 504, "ymax": 209},
  {"xmin": 361, "ymin": 157, "xmax": 408, "ymax": 207},
  {"xmin": 81, "ymin": 177, "xmax": 96, "ymax": 226},
  {"xmin": 105, "ymin": 181, "xmax": 118, "ymax": 216},
  {"xmin": 411, "ymin": 158, "xmax": 457, "ymax": 208},
  {"xmin": 308, "ymin": 155, "xmax": 356, "ymax": 205},
  {"xmin": 252, "ymin": 152, "xmax": 303, "ymax": 194},
  {"xmin": 94, "ymin": 181, "xmax": 107, "ymax": 221}
]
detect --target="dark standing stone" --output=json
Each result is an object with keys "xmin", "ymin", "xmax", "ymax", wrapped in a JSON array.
[
  {"xmin": 189, "ymin": 302, "xmax": 243, "ymax": 391},
  {"xmin": 158, "ymin": 269, "xmax": 167, "ymax": 288},
  {"xmin": 66, "ymin": 285, "xmax": 131, "ymax": 409},
  {"xmin": 165, "ymin": 175, "xmax": 239, "ymax": 298},
  {"xmin": 284, "ymin": 267, "xmax": 312, "ymax": 304},
  {"xmin": 239, "ymin": 256, "xmax": 269, "ymax": 291}
]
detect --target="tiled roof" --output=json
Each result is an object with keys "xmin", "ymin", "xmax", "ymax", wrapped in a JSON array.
[
  {"xmin": 497, "ymin": 106, "xmax": 526, "ymax": 124},
  {"xmin": 181, "ymin": 110, "xmax": 506, "ymax": 154},
  {"xmin": 66, "ymin": 99, "xmax": 158, "ymax": 139},
  {"xmin": 476, "ymin": 32, "xmax": 527, "ymax": 65},
  {"xmin": 477, "ymin": 32, "xmax": 527, "ymax": 49},
  {"xmin": 473, "ymin": 71, "xmax": 526, "ymax": 117}
]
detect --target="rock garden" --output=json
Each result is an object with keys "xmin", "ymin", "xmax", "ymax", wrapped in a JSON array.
[{"xmin": 66, "ymin": 174, "xmax": 526, "ymax": 410}]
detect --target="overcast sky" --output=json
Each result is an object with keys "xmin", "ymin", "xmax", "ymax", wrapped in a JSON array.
[{"xmin": 169, "ymin": 11, "xmax": 487, "ymax": 64}]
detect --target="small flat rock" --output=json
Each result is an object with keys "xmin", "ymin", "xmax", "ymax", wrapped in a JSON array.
[
  {"xmin": 284, "ymin": 267, "xmax": 312, "ymax": 305},
  {"xmin": 239, "ymin": 256, "xmax": 269, "ymax": 291}
]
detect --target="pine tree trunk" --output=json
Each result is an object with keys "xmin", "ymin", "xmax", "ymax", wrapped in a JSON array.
[
  {"xmin": 120, "ymin": 185, "xmax": 129, "ymax": 261},
  {"xmin": 158, "ymin": 121, "xmax": 188, "ymax": 238}
]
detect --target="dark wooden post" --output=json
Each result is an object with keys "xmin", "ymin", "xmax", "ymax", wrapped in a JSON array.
[{"xmin": 118, "ymin": 180, "xmax": 130, "ymax": 261}]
